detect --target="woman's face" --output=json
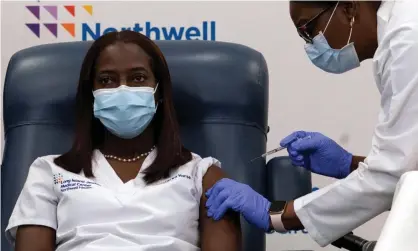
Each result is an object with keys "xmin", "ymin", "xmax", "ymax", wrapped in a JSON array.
[
  {"xmin": 289, "ymin": 1, "xmax": 379, "ymax": 61},
  {"xmin": 289, "ymin": 2, "xmax": 352, "ymax": 50},
  {"xmin": 93, "ymin": 42, "xmax": 157, "ymax": 91}
]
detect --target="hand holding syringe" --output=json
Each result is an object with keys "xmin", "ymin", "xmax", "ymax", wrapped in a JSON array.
[{"xmin": 250, "ymin": 136, "xmax": 311, "ymax": 162}]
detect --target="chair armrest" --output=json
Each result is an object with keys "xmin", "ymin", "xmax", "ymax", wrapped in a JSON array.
[{"xmin": 266, "ymin": 156, "xmax": 312, "ymax": 201}]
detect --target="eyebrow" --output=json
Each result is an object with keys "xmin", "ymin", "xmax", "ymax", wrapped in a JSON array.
[
  {"xmin": 129, "ymin": 67, "xmax": 149, "ymax": 73},
  {"xmin": 97, "ymin": 66, "xmax": 149, "ymax": 74}
]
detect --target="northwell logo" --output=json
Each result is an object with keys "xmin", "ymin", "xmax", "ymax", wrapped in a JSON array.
[
  {"xmin": 25, "ymin": 5, "xmax": 93, "ymax": 38},
  {"xmin": 25, "ymin": 5, "xmax": 216, "ymax": 41}
]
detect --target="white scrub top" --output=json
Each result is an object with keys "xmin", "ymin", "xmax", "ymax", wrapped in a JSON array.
[
  {"xmin": 294, "ymin": 0, "xmax": 418, "ymax": 246},
  {"xmin": 6, "ymin": 148, "xmax": 219, "ymax": 251}
]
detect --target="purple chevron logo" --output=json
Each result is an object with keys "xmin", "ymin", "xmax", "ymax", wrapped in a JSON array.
[
  {"xmin": 26, "ymin": 6, "xmax": 40, "ymax": 20},
  {"xmin": 26, "ymin": 23, "xmax": 40, "ymax": 38},
  {"xmin": 44, "ymin": 23, "xmax": 58, "ymax": 37},
  {"xmin": 44, "ymin": 6, "xmax": 58, "ymax": 20}
]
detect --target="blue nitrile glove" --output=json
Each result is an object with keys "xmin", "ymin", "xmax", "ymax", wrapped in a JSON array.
[
  {"xmin": 205, "ymin": 178, "xmax": 271, "ymax": 232},
  {"xmin": 280, "ymin": 131, "xmax": 352, "ymax": 179}
]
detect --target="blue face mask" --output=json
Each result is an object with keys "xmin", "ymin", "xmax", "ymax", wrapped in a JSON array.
[
  {"xmin": 304, "ymin": 2, "xmax": 360, "ymax": 74},
  {"xmin": 93, "ymin": 84, "xmax": 158, "ymax": 139}
]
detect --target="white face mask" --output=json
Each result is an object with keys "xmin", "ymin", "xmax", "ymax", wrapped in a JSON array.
[{"xmin": 304, "ymin": 1, "xmax": 360, "ymax": 74}]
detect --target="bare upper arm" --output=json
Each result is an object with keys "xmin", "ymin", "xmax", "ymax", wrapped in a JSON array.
[
  {"xmin": 15, "ymin": 225, "xmax": 55, "ymax": 251},
  {"xmin": 199, "ymin": 165, "xmax": 242, "ymax": 251}
]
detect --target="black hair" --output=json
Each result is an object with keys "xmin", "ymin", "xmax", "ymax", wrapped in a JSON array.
[{"xmin": 54, "ymin": 31, "xmax": 192, "ymax": 184}]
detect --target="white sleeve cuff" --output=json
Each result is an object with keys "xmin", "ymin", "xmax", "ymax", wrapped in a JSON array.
[{"xmin": 294, "ymin": 201, "xmax": 328, "ymax": 246}]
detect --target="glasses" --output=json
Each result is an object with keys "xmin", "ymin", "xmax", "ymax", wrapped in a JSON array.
[{"xmin": 297, "ymin": 5, "xmax": 333, "ymax": 43}]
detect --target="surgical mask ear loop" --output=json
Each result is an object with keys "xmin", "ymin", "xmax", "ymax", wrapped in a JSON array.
[
  {"xmin": 347, "ymin": 16, "xmax": 354, "ymax": 44},
  {"xmin": 153, "ymin": 82, "xmax": 161, "ymax": 110},
  {"xmin": 323, "ymin": 1, "xmax": 339, "ymax": 35},
  {"xmin": 153, "ymin": 82, "xmax": 159, "ymax": 94}
]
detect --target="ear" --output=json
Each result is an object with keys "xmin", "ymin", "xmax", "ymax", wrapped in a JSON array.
[{"xmin": 341, "ymin": 1, "xmax": 358, "ymax": 24}]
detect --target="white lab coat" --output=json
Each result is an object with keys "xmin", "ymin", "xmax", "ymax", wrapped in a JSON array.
[
  {"xmin": 6, "ymin": 149, "xmax": 219, "ymax": 251},
  {"xmin": 374, "ymin": 170, "xmax": 418, "ymax": 251},
  {"xmin": 293, "ymin": 0, "xmax": 418, "ymax": 246}
]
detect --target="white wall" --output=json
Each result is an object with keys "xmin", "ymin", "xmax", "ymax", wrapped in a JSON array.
[{"xmin": 0, "ymin": 1, "xmax": 387, "ymax": 250}]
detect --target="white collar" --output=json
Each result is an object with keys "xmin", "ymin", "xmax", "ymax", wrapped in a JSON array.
[{"xmin": 377, "ymin": 1, "xmax": 396, "ymax": 23}]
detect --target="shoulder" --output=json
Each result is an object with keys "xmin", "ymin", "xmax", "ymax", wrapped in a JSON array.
[
  {"xmin": 35, "ymin": 154, "xmax": 61, "ymax": 164},
  {"xmin": 32, "ymin": 154, "xmax": 62, "ymax": 168},
  {"xmin": 189, "ymin": 153, "xmax": 225, "ymax": 189},
  {"xmin": 391, "ymin": 0, "xmax": 418, "ymax": 22},
  {"xmin": 26, "ymin": 154, "xmax": 65, "ymax": 177},
  {"xmin": 384, "ymin": 0, "xmax": 418, "ymax": 41},
  {"xmin": 176, "ymin": 152, "xmax": 224, "ymax": 194},
  {"xmin": 189, "ymin": 152, "xmax": 221, "ymax": 167},
  {"xmin": 375, "ymin": 2, "xmax": 418, "ymax": 88},
  {"xmin": 185, "ymin": 152, "xmax": 222, "ymax": 176},
  {"xmin": 378, "ymin": 0, "xmax": 418, "ymax": 46}
]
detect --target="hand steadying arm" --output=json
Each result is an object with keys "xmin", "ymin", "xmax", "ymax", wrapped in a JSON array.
[{"xmin": 199, "ymin": 165, "xmax": 242, "ymax": 251}]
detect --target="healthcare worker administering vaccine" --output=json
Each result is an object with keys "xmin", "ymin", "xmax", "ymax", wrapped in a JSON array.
[{"xmin": 206, "ymin": 0, "xmax": 418, "ymax": 247}]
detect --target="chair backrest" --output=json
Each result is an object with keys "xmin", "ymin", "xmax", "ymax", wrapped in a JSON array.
[{"xmin": 1, "ymin": 40, "xmax": 269, "ymax": 251}]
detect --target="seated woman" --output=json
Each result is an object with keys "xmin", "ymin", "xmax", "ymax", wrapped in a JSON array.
[{"xmin": 5, "ymin": 30, "xmax": 241, "ymax": 251}]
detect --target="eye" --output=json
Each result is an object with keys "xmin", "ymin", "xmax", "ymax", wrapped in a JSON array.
[
  {"xmin": 133, "ymin": 75, "xmax": 146, "ymax": 83},
  {"xmin": 98, "ymin": 76, "xmax": 114, "ymax": 85}
]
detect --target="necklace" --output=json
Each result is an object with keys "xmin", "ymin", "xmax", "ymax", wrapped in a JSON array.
[{"xmin": 104, "ymin": 146, "xmax": 155, "ymax": 162}]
